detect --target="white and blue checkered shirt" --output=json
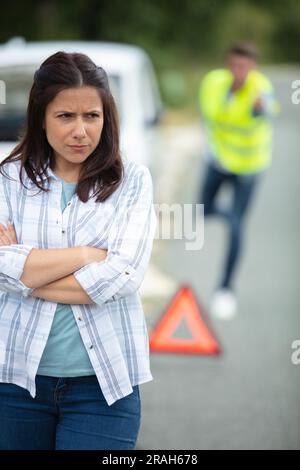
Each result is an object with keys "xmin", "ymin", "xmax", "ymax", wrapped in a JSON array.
[{"xmin": 0, "ymin": 158, "xmax": 156, "ymax": 406}]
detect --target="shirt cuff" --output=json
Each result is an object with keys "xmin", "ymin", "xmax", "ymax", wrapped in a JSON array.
[
  {"xmin": 0, "ymin": 274, "xmax": 35, "ymax": 297},
  {"xmin": 19, "ymin": 281, "xmax": 35, "ymax": 298},
  {"xmin": 0, "ymin": 244, "xmax": 34, "ymax": 279},
  {"xmin": 73, "ymin": 257, "xmax": 136, "ymax": 306}
]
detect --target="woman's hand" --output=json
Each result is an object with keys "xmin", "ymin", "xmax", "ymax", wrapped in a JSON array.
[{"xmin": 0, "ymin": 222, "xmax": 18, "ymax": 246}]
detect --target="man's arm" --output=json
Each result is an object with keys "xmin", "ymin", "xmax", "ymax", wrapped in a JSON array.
[
  {"xmin": 252, "ymin": 91, "xmax": 280, "ymax": 118},
  {"xmin": 31, "ymin": 273, "xmax": 95, "ymax": 304}
]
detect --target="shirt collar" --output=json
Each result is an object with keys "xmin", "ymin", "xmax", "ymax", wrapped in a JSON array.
[
  {"xmin": 25, "ymin": 160, "xmax": 60, "ymax": 186},
  {"xmin": 42, "ymin": 164, "xmax": 60, "ymax": 182}
]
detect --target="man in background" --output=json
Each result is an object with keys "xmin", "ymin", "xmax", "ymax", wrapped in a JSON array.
[{"xmin": 198, "ymin": 43, "xmax": 278, "ymax": 319}]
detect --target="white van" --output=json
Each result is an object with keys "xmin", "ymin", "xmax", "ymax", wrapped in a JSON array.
[{"xmin": 0, "ymin": 37, "xmax": 163, "ymax": 173}]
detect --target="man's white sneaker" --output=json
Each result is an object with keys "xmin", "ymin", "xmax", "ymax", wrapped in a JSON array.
[{"xmin": 210, "ymin": 289, "xmax": 237, "ymax": 320}]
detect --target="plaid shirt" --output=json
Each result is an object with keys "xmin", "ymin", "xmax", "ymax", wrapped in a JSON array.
[{"xmin": 0, "ymin": 158, "xmax": 156, "ymax": 406}]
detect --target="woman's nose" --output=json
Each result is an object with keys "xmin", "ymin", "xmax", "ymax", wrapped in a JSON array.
[{"xmin": 72, "ymin": 118, "xmax": 87, "ymax": 138}]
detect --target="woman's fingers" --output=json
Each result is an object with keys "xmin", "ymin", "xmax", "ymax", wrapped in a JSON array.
[
  {"xmin": 0, "ymin": 224, "xmax": 9, "ymax": 243},
  {"xmin": 0, "ymin": 222, "xmax": 18, "ymax": 245},
  {"xmin": 7, "ymin": 223, "xmax": 18, "ymax": 244},
  {"xmin": 0, "ymin": 234, "xmax": 11, "ymax": 246}
]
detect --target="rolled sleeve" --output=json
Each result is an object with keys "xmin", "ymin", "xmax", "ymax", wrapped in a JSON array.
[
  {"xmin": 0, "ymin": 244, "xmax": 35, "ymax": 297},
  {"xmin": 73, "ymin": 164, "xmax": 157, "ymax": 306},
  {"xmin": 0, "ymin": 165, "xmax": 35, "ymax": 297},
  {"xmin": 73, "ymin": 258, "xmax": 136, "ymax": 305},
  {"xmin": 0, "ymin": 274, "xmax": 34, "ymax": 297}
]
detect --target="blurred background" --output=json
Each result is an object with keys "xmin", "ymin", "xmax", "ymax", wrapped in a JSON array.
[
  {"xmin": 1, "ymin": 0, "xmax": 300, "ymax": 114},
  {"xmin": 0, "ymin": 0, "xmax": 299, "ymax": 450}
]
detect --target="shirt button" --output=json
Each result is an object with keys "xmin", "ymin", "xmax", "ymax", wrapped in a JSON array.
[
  {"xmin": 62, "ymin": 230, "xmax": 65, "ymax": 234},
  {"xmin": 78, "ymin": 317, "xmax": 82, "ymax": 321},
  {"xmin": 89, "ymin": 345, "xmax": 93, "ymax": 350},
  {"xmin": 125, "ymin": 271, "xmax": 130, "ymax": 275}
]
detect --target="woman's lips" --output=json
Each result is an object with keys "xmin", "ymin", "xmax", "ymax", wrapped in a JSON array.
[{"xmin": 69, "ymin": 145, "xmax": 88, "ymax": 151}]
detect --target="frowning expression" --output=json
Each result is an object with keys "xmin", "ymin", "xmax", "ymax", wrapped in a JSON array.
[{"xmin": 44, "ymin": 86, "xmax": 104, "ymax": 170}]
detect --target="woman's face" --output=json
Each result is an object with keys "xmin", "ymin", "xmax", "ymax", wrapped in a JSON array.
[{"xmin": 44, "ymin": 86, "xmax": 104, "ymax": 173}]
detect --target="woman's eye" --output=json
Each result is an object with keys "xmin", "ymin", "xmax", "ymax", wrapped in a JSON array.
[{"xmin": 57, "ymin": 113, "xmax": 100, "ymax": 119}]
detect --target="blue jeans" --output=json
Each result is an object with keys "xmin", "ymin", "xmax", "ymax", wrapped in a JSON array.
[
  {"xmin": 0, "ymin": 375, "xmax": 141, "ymax": 450},
  {"xmin": 200, "ymin": 163, "xmax": 259, "ymax": 289}
]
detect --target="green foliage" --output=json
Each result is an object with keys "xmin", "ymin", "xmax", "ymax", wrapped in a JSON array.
[
  {"xmin": 1, "ymin": 0, "xmax": 299, "ymax": 110},
  {"xmin": 1, "ymin": 0, "xmax": 299, "ymax": 62}
]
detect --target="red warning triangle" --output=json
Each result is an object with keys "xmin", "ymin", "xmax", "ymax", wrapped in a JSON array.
[{"xmin": 150, "ymin": 285, "xmax": 221, "ymax": 355}]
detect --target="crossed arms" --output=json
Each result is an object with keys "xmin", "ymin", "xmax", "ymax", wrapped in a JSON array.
[
  {"xmin": 0, "ymin": 224, "xmax": 106, "ymax": 304},
  {"xmin": 22, "ymin": 245, "xmax": 107, "ymax": 305},
  {"xmin": 0, "ymin": 165, "xmax": 156, "ymax": 307}
]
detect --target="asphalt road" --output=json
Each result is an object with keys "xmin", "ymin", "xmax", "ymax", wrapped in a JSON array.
[{"xmin": 137, "ymin": 67, "xmax": 300, "ymax": 450}]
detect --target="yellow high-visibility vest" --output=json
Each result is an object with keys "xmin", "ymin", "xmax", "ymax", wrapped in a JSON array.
[{"xmin": 199, "ymin": 68, "xmax": 278, "ymax": 174}]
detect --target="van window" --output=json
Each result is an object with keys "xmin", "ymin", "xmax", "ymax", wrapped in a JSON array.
[
  {"xmin": 0, "ymin": 66, "xmax": 122, "ymax": 141},
  {"xmin": 139, "ymin": 58, "xmax": 161, "ymax": 125},
  {"xmin": 0, "ymin": 65, "xmax": 33, "ymax": 140}
]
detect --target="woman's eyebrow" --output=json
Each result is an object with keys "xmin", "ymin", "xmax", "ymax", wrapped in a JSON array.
[{"xmin": 54, "ymin": 109, "xmax": 103, "ymax": 113}]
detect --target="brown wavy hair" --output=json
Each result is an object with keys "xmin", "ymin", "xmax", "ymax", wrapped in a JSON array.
[{"xmin": 0, "ymin": 51, "xmax": 124, "ymax": 202}]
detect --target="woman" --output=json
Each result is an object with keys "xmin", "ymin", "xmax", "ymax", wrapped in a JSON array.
[{"xmin": 0, "ymin": 51, "xmax": 156, "ymax": 450}]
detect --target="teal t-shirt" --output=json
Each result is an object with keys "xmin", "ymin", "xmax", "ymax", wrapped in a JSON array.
[{"xmin": 37, "ymin": 178, "xmax": 95, "ymax": 377}]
